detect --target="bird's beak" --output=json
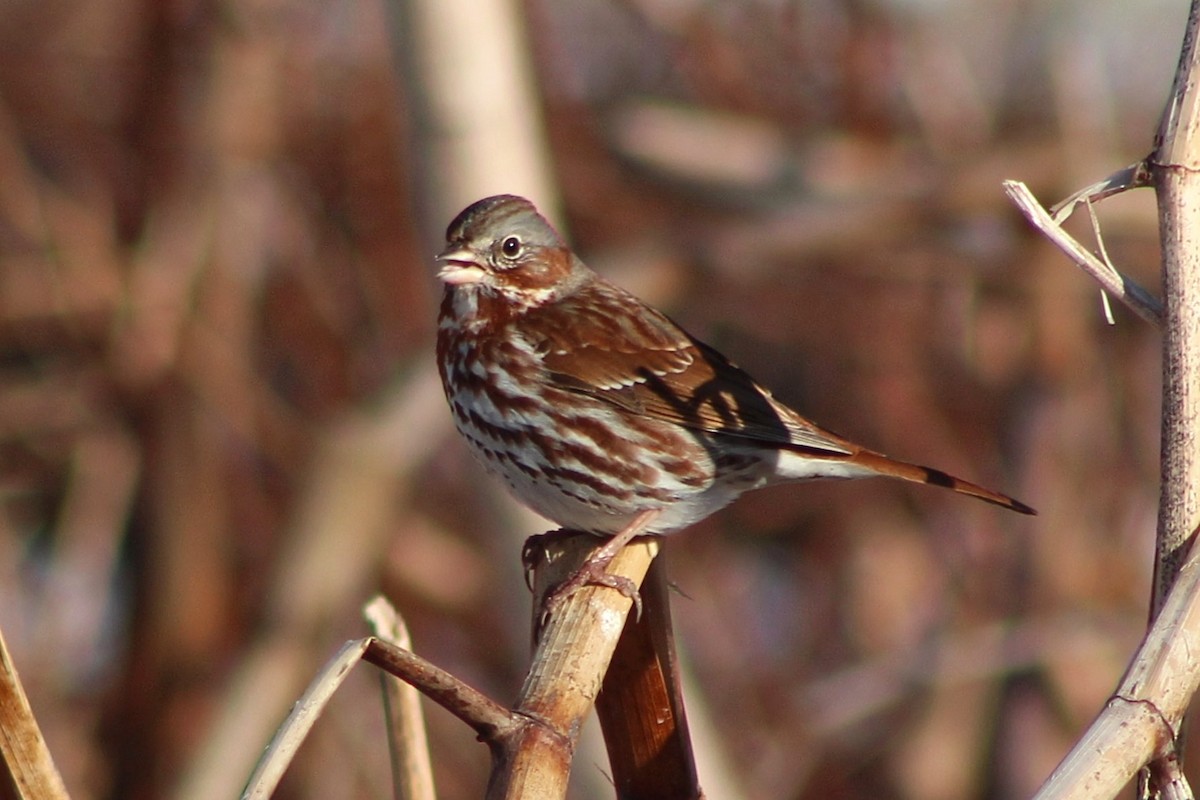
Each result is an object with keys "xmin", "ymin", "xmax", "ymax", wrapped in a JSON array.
[{"xmin": 435, "ymin": 248, "xmax": 486, "ymax": 286}]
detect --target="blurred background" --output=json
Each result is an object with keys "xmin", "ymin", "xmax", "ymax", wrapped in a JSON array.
[{"xmin": 0, "ymin": 0, "xmax": 1185, "ymax": 797}]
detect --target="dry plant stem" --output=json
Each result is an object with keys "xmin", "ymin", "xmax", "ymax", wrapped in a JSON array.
[
  {"xmin": 1020, "ymin": 6, "xmax": 1200, "ymax": 795},
  {"xmin": 238, "ymin": 496, "xmax": 655, "ymax": 800},
  {"xmin": 0, "ymin": 628, "xmax": 69, "ymax": 800},
  {"xmin": 178, "ymin": 369, "xmax": 450, "ymax": 800},
  {"xmin": 244, "ymin": 607, "xmax": 519, "ymax": 800},
  {"xmin": 1033, "ymin": 698, "xmax": 1172, "ymax": 800},
  {"xmin": 1033, "ymin": 532, "xmax": 1200, "ymax": 800},
  {"xmin": 595, "ymin": 553, "xmax": 702, "ymax": 800},
  {"xmin": 1003, "ymin": 180, "xmax": 1163, "ymax": 326},
  {"xmin": 1049, "ymin": 161, "xmax": 1154, "ymax": 221},
  {"xmin": 391, "ymin": 0, "xmax": 562, "ymax": 231},
  {"xmin": 499, "ymin": 535, "xmax": 659, "ymax": 800},
  {"xmin": 364, "ymin": 597, "xmax": 437, "ymax": 800},
  {"xmin": 363, "ymin": 640, "xmax": 518, "ymax": 740},
  {"xmin": 241, "ymin": 638, "xmax": 372, "ymax": 800},
  {"xmin": 1148, "ymin": 753, "xmax": 1192, "ymax": 800},
  {"xmin": 1026, "ymin": 4, "xmax": 1200, "ymax": 795},
  {"xmin": 1150, "ymin": 0, "xmax": 1200, "ymax": 633},
  {"xmin": 1147, "ymin": 2, "xmax": 1200, "ymax": 794}
]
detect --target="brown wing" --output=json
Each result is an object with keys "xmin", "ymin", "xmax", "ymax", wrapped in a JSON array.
[{"xmin": 523, "ymin": 277, "xmax": 854, "ymax": 456}]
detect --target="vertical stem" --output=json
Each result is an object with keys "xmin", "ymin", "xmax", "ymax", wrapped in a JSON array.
[
  {"xmin": 365, "ymin": 598, "xmax": 437, "ymax": 800},
  {"xmin": 595, "ymin": 554, "xmax": 701, "ymax": 799},
  {"xmin": 389, "ymin": 0, "xmax": 563, "ymax": 235},
  {"xmin": 1147, "ymin": 1, "xmax": 1200, "ymax": 795},
  {"xmin": 488, "ymin": 535, "xmax": 657, "ymax": 800},
  {"xmin": 1151, "ymin": 0, "xmax": 1200, "ymax": 629},
  {"xmin": 1153, "ymin": 173, "xmax": 1200, "ymax": 613}
]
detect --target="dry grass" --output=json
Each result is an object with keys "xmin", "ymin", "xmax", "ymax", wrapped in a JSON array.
[{"xmin": 0, "ymin": 0, "xmax": 1182, "ymax": 797}]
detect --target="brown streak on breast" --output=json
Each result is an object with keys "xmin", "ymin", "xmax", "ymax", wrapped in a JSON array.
[{"xmin": 539, "ymin": 464, "xmax": 635, "ymax": 502}]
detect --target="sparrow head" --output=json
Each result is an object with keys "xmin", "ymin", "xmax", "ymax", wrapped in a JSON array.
[{"xmin": 436, "ymin": 195, "xmax": 585, "ymax": 310}]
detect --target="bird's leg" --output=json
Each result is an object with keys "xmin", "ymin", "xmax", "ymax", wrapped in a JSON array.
[
  {"xmin": 540, "ymin": 509, "xmax": 661, "ymax": 621},
  {"xmin": 521, "ymin": 529, "xmax": 575, "ymax": 591}
]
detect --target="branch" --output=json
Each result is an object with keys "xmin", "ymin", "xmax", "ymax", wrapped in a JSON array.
[
  {"xmin": 241, "ymin": 638, "xmax": 374, "ymax": 800},
  {"xmin": 1003, "ymin": 179, "xmax": 1162, "ymax": 326},
  {"xmin": 1150, "ymin": 0, "xmax": 1200, "ymax": 628},
  {"xmin": 361, "ymin": 536, "xmax": 660, "ymax": 799},
  {"xmin": 1018, "ymin": 4, "xmax": 1200, "ymax": 796},
  {"xmin": 1034, "ymin": 531, "xmax": 1200, "ymax": 799},
  {"xmin": 1145, "ymin": 0, "xmax": 1200, "ymax": 794},
  {"xmin": 1048, "ymin": 161, "xmax": 1154, "ymax": 221},
  {"xmin": 365, "ymin": 597, "xmax": 437, "ymax": 800},
  {"xmin": 491, "ymin": 534, "xmax": 659, "ymax": 799},
  {"xmin": 0, "ymin": 627, "xmax": 69, "ymax": 800},
  {"xmin": 594, "ymin": 552, "xmax": 702, "ymax": 799},
  {"xmin": 363, "ymin": 638, "xmax": 518, "ymax": 741},
  {"xmin": 242, "ymin": 603, "xmax": 519, "ymax": 800}
]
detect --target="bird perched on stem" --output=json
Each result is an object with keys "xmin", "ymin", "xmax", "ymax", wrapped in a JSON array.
[{"xmin": 435, "ymin": 195, "xmax": 1034, "ymax": 597}]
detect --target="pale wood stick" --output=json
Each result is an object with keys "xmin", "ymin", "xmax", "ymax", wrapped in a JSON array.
[
  {"xmin": 364, "ymin": 597, "xmax": 437, "ymax": 800},
  {"xmin": 1033, "ymin": 532, "xmax": 1200, "ymax": 799},
  {"xmin": 1003, "ymin": 179, "xmax": 1162, "ymax": 326},
  {"xmin": 241, "ymin": 638, "xmax": 373, "ymax": 800},
  {"xmin": 0, "ymin": 627, "xmax": 69, "ymax": 800},
  {"xmin": 1144, "ymin": 1, "xmax": 1200, "ymax": 793},
  {"xmin": 490, "ymin": 535, "xmax": 658, "ymax": 799}
]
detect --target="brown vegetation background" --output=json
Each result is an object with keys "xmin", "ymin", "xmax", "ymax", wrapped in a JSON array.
[{"xmin": 0, "ymin": 0, "xmax": 1186, "ymax": 797}]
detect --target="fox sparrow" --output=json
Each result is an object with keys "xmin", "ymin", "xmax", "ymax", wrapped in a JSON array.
[{"xmin": 436, "ymin": 195, "xmax": 1033, "ymax": 591}]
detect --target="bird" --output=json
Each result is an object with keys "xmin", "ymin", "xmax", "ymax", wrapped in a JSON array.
[{"xmin": 435, "ymin": 194, "xmax": 1033, "ymax": 594}]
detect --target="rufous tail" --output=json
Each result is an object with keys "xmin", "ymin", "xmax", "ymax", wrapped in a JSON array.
[{"xmin": 850, "ymin": 450, "xmax": 1035, "ymax": 515}]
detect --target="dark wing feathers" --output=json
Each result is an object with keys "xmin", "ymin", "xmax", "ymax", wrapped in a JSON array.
[{"xmin": 528, "ymin": 280, "xmax": 854, "ymax": 456}]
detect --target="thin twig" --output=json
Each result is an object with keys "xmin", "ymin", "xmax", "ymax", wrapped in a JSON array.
[
  {"xmin": 1003, "ymin": 179, "xmax": 1163, "ymax": 326},
  {"xmin": 0, "ymin": 627, "xmax": 69, "ymax": 800},
  {"xmin": 364, "ymin": 597, "xmax": 437, "ymax": 800},
  {"xmin": 243, "ymin": 629, "xmax": 525, "ymax": 800},
  {"xmin": 1048, "ymin": 161, "xmax": 1154, "ymax": 222},
  {"xmin": 364, "ymin": 639, "xmax": 519, "ymax": 740},
  {"xmin": 241, "ymin": 638, "xmax": 373, "ymax": 800},
  {"xmin": 1034, "ymin": 530, "xmax": 1200, "ymax": 799},
  {"xmin": 1085, "ymin": 199, "xmax": 1117, "ymax": 325}
]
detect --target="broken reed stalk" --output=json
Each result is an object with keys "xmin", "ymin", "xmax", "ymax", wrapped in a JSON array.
[
  {"xmin": 236, "ymin": 446, "xmax": 681, "ymax": 800},
  {"xmin": 364, "ymin": 598, "xmax": 437, "ymax": 800},
  {"xmin": 367, "ymin": 535, "xmax": 662, "ymax": 799},
  {"xmin": 1032, "ymin": 529, "xmax": 1200, "ymax": 799},
  {"xmin": 494, "ymin": 534, "xmax": 658, "ymax": 799},
  {"xmin": 363, "ymin": 534, "xmax": 695, "ymax": 799},
  {"xmin": 594, "ymin": 552, "xmax": 702, "ymax": 799},
  {"xmin": 1002, "ymin": 179, "xmax": 1162, "ymax": 326},
  {"xmin": 0, "ymin": 627, "xmax": 70, "ymax": 800}
]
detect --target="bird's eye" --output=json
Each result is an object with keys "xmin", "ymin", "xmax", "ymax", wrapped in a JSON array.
[{"xmin": 500, "ymin": 236, "xmax": 522, "ymax": 258}]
